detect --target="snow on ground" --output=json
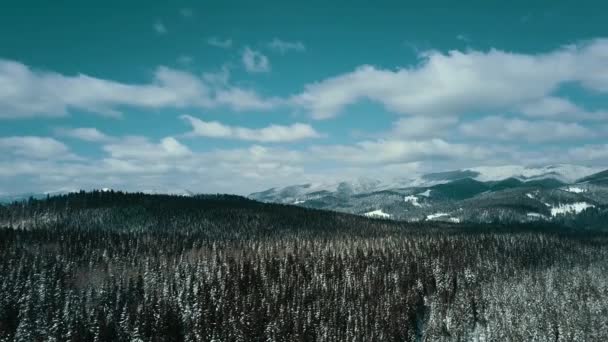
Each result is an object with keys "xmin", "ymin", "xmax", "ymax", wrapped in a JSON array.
[
  {"xmin": 418, "ymin": 189, "xmax": 432, "ymax": 197},
  {"xmin": 564, "ymin": 186, "xmax": 586, "ymax": 193},
  {"xmin": 293, "ymin": 199, "xmax": 305, "ymax": 204},
  {"xmin": 364, "ymin": 209, "xmax": 391, "ymax": 218},
  {"xmin": 526, "ymin": 193, "xmax": 535, "ymax": 199},
  {"xmin": 527, "ymin": 212, "xmax": 547, "ymax": 219},
  {"xmin": 549, "ymin": 202, "xmax": 594, "ymax": 216},
  {"xmin": 404, "ymin": 195, "xmax": 422, "ymax": 207},
  {"xmin": 425, "ymin": 212, "xmax": 460, "ymax": 223},
  {"xmin": 426, "ymin": 212, "xmax": 449, "ymax": 220}
]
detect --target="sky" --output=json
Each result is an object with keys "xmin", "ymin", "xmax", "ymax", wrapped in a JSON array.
[{"xmin": 1, "ymin": 0, "xmax": 608, "ymax": 195}]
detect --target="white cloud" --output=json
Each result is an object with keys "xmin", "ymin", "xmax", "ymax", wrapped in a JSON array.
[
  {"xmin": 207, "ymin": 37, "xmax": 233, "ymax": 49},
  {"xmin": 242, "ymin": 47, "xmax": 270, "ymax": 73},
  {"xmin": 202, "ymin": 65, "xmax": 231, "ymax": 85},
  {"xmin": 4, "ymin": 39, "xmax": 608, "ymax": 195},
  {"xmin": 459, "ymin": 116, "xmax": 594, "ymax": 142},
  {"xmin": 0, "ymin": 138, "xmax": 312, "ymax": 194},
  {"xmin": 103, "ymin": 136, "xmax": 191, "ymax": 160},
  {"xmin": 214, "ymin": 88, "xmax": 280, "ymax": 110},
  {"xmin": 0, "ymin": 136, "xmax": 71, "ymax": 159},
  {"xmin": 181, "ymin": 115, "xmax": 321, "ymax": 142},
  {"xmin": 390, "ymin": 116, "xmax": 458, "ymax": 138},
  {"xmin": 57, "ymin": 127, "xmax": 112, "ymax": 142},
  {"xmin": 154, "ymin": 20, "xmax": 167, "ymax": 34},
  {"xmin": 567, "ymin": 144, "xmax": 608, "ymax": 162},
  {"xmin": 0, "ymin": 59, "xmax": 278, "ymax": 118},
  {"xmin": 310, "ymin": 139, "xmax": 492, "ymax": 164},
  {"xmin": 519, "ymin": 96, "xmax": 608, "ymax": 121},
  {"xmin": 0, "ymin": 133, "xmax": 605, "ymax": 195},
  {"xmin": 267, "ymin": 38, "xmax": 306, "ymax": 54},
  {"xmin": 293, "ymin": 39, "xmax": 608, "ymax": 119}
]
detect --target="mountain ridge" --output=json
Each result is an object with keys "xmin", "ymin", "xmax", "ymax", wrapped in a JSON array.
[{"xmin": 248, "ymin": 164, "xmax": 608, "ymax": 229}]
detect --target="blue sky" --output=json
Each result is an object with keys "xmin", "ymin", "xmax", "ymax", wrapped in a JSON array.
[{"xmin": 1, "ymin": 0, "xmax": 608, "ymax": 194}]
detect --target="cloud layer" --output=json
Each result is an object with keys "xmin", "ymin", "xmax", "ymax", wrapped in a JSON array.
[
  {"xmin": 181, "ymin": 115, "xmax": 321, "ymax": 142},
  {"xmin": 293, "ymin": 39, "xmax": 608, "ymax": 120},
  {"xmin": 0, "ymin": 59, "xmax": 278, "ymax": 118},
  {"xmin": 2, "ymin": 38, "xmax": 608, "ymax": 195}
]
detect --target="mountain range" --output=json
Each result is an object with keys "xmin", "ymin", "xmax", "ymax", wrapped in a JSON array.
[
  {"xmin": 3, "ymin": 164, "xmax": 607, "ymax": 230},
  {"xmin": 249, "ymin": 164, "xmax": 608, "ymax": 229}
]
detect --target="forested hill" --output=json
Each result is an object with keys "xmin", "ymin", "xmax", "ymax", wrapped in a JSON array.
[
  {"xmin": 0, "ymin": 190, "xmax": 421, "ymax": 237},
  {"xmin": 1, "ymin": 191, "xmax": 608, "ymax": 341},
  {"xmin": 0, "ymin": 190, "xmax": 572, "ymax": 236}
]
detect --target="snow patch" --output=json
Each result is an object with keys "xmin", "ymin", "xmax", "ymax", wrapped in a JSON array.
[
  {"xmin": 418, "ymin": 189, "xmax": 432, "ymax": 197},
  {"xmin": 549, "ymin": 202, "xmax": 594, "ymax": 217},
  {"xmin": 426, "ymin": 212, "xmax": 460, "ymax": 223},
  {"xmin": 404, "ymin": 195, "xmax": 422, "ymax": 207},
  {"xmin": 364, "ymin": 209, "xmax": 391, "ymax": 219},
  {"xmin": 526, "ymin": 193, "xmax": 535, "ymax": 199},
  {"xmin": 527, "ymin": 212, "xmax": 547, "ymax": 220},
  {"xmin": 426, "ymin": 212, "xmax": 449, "ymax": 220},
  {"xmin": 293, "ymin": 199, "xmax": 305, "ymax": 204},
  {"xmin": 564, "ymin": 187, "xmax": 586, "ymax": 194}
]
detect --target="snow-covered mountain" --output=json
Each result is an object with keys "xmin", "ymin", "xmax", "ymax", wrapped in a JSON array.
[
  {"xmin": 250, "ymin": 164, "xmax": 602, "ymax": 204},
  {"xmin": 249, "ymin": 165, "xmax": 608, "ymax": 228}
]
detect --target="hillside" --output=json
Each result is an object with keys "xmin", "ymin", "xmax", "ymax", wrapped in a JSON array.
[
  {"xmin": 1, "ymin": 191, "xmax": 608, "ymax": 341},
  {"xmin": 0, "ymin": 191, "xmax": 455, "ymax": 236}
]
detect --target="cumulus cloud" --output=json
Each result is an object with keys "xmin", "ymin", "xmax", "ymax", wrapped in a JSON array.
[
  {"xmin": 292, "ymin": 39, "xmax": 608, "ymax": 119},
  {"xmin": 0, "ymin": 132, "xmax": 606, "ymax": 195},
  {"xmin": 207, "ymin": 37, "xmax": 232, "ymax": 49},
  {"xmin": 267, "ymin": 38, "xmax": 306, "ymax": 54},
  {"xmin": 214, "ymin": 88, "xmax": 280, "ymax": 110},
  {"xmin": 0, "ymin": 138, "xmax": 312, "ymax": 194},
  {"xmin": 103, "ymin": 136, "xmax": 191, "ymax": 160},
  {"xmin": 181, "ymin": 115, "xmax": 321, "ymax": 142},
  {"xmin": 3, "ymin": 39, "xmax": 608, "ymax": 195},
  {"xmin": 567, "ymin": 144, "xmax": 608, "ymax": 162},
  {"xmin": 459, "ymin": 116, "xmax": 595, "ymax": 142},
  {"xmin": 519, "ymin": 97, "xmax": 608, "ymax": 121},
  {"xmin": 56, "ymin": 127, "xmax": 112, "ymax": 142},
  {"xmin": 242, "ymin": 47, "xmax": 270, "ymax": 73},
  {"xmin": 0, "ymin": 136, "xmax": 72, "ymax": 159},
  {"xmin": 310, "ymin": 139, "xmax": 492, "ymax": 164},
  {"xmin": 0, "ymin": 59, "xmax": 278, "ymax": 118},
  {"xmin": 390, "ymin": 116, "xmax": 458, "ymax": 138}
]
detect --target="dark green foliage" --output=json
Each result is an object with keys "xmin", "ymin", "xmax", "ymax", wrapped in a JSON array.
[
  {"xmin": 488, "ymin": 177, "xmax": 565, "ymax": 192},
  {"xmin": 489, "ymin": 177, "xmax": 524, "ymax": 192},
  {"xmin": 523, "ymin": 178, "xmax": 565, "ymax": 189},
  {"xmin": 430, "ymin": 178, "xmax": 490, "ymax": 200},
  {"xmin": 422, "ymin": 170, "xmax": 481, "ymax": 182}
]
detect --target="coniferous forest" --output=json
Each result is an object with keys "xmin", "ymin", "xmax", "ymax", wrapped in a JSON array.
[{"xmin": 1, "ymin": 191, "xmax": 607, "ymax": 341}]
